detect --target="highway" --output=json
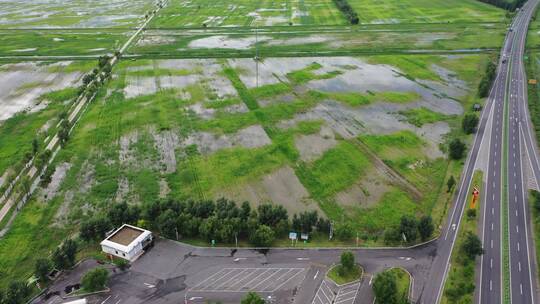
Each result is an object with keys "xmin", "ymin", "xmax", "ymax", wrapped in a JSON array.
[
  {"xmin": 479, "ymin": 0, "xmax": 539, "ymax": 303},
  {"xmin": 506, "ymin": 0, "xmax": 539, "ymax": 303},
  {"xmin": 418, "ymin": 1, "xmax": 539, "ymax": 303}
]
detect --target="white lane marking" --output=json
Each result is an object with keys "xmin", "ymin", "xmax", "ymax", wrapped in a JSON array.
[
  {"xmin": 519, "ymin": 262, "xmax": 522, "ymax": 272},
  {"xmin": 520, "ymin": 284, "xmax": 523, "ymax": 295},
  {"xmin": 314, "ymin": 270, "xmax": 319, "ymax": 280},
  {"xmin": 490, "ymin": 280, "xmax": 493, "ymax": 291},
  {"xmin": 516, "ymin": 225, "xmax": 519, "ymax": 233},
  {"xmin": 492, "ymin": 208, "xmax": 495, "ymax": 215},
  {"xmin": 100, "ymin": 296, "xmax": 112, "ymax": 304},
  {"xmin": 491, "ymin": 239, "xmax": 494, "ymax": 248},
  {"xmin": 492, "ymin": 223, "xmax": 494, "ymax": 231},
  {"xmin": 518, "ymin": 242, "xmax": 520, "ymax": 252},
  {"xmin": 491, "ymin": 258, "xmax": 493, "ymax": 269}
]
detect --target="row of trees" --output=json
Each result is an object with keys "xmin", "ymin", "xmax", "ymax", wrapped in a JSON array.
[
  {"xmin": 332, "ymin": 0, "xmax": 359, "ymax": 24},
  {"xmin": 478, "ymin": 58, "xmax": 497, "ymax": 98},
  {"xmin": 80, "ymin": 199, "xmax": 332, "ymax": 247},
  {"xmin": 478, "ymin": 0, "xmax": 526, "ymax": 11},
  {"xmin": 384, "ymin": 215, "xmax": 434, "ymax": 245}
]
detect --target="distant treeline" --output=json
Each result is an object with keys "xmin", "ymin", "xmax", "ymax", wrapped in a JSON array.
[
  {"xmin": 477, "ymin": 0, "xmax": 526, "ymax": 11},
  {"xmin": 333, "ymin": 0, "xmax": 359, "ymax": 24},
  {"xmin": 478, "ymin": 57, "xmax": 497, "ymax": 98}
]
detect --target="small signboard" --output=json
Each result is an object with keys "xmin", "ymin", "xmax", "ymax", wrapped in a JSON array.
[
  {"xmin": 301, "ymin": 233, "xmax": 309, "ymax": 240},
  {"xmin": 289, "ymin": 232, "xmax": 297, "ymax": 240}
]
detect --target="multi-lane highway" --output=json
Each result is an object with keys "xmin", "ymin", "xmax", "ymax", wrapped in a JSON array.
[
  {"xmin": 419, "ymin": 1, "xmax": 539, "ymax": 303},
  {"xmin": 477, "ymin": 0, "xmax": 539, "ymax": 303},
  {"xmin": 506, "ymin": 1, "xmax": 539, "ymax": 303}
]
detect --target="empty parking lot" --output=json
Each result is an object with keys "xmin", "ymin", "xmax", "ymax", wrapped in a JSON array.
[{"xmin": 189, "ymin": 267, "xmax": 306, "ymax": 293}]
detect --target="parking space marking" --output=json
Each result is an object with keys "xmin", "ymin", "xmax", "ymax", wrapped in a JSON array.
[
  {"xmin": 312, "ymin": 280, "xmax": 336, "ymax": 304},
  {"xmin": 190, "ymin": 268, "xmax": 305, "ymax": 293},
  {"xmin": 334, "ymin": 281, "xmax": 361, "ymax": 304}
]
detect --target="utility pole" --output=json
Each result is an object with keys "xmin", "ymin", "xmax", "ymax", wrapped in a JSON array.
[{"xmin": 255, "ymin": 24, "xmax": 259, "ymax": 88}]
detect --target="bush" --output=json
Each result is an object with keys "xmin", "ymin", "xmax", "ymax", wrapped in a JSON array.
[
  {"xmin": 418, "ymin": 215, "xmax": 434, "ymax": 241},
  {"xmin": 34, "ymin": 258, "xmax": 52, "ymax": 283},
  {"xmin": 241, "ymin": 292, "xmax": 265, "ymax": 304},
  {"xmin": 462, "ymin": 232, "xmax": 484, "ymax": 260},
  {"xmin": 373, "ymin": 271, "xmax": 398, "ymax": 304},
  {"xmin": 332, "ymin": 0, "xmax": 359, "ymax": 24},
  {"xmin": 340, "ymin": 251, "xmax": 356, "ymax": 272},
  {"xmin": 462, "ymin": 113, "xmax": 479, "ymax": 134},
  {"xmin": 334, "ymin": 222, "xmax": 354, "ymax": 241},
  {"xmin": 449, "ymin": 139, "xmax": 466, "ymax": 160},
  {"xmin": 82, "ymin": 268, "xmax": 109, "ymax": 292}
]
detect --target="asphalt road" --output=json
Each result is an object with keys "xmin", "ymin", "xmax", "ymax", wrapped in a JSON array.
[
  {"xmin": 506, "ymin": 1, "xmax": 539, "ymax": 303},
  {"xmin": 477, "ymin": 1, "xmax": 539, "ymax": 303}
]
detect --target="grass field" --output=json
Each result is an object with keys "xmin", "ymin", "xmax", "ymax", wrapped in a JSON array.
[
  {"xmin": 0, "ymin": 29, "xmax": 131, "ymax": 56},
  {"xmin": 348, "ymin": 0, "xmax": 505, "ymax": 24},
  {"xmin": 151, "ymin": 0, "xmax": 346, "ymax": 28},
  {"xmin": 149, "ymin": 0, "xmax": 505, "ymax": 27}
]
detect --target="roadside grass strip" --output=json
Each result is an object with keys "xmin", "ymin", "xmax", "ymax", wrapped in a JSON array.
[{"xmin": 189, "ymin": 267, "xmax": 305, "ymax": 293}]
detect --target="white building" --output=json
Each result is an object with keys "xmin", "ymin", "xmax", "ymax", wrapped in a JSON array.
[{"xmin": 100, "ymin": 224, "xmax": 153, "ymax": 262}]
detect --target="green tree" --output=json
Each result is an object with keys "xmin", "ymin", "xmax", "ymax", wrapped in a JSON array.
[
  {"xmin": 339, "ymin": 251, "xmax": 355, "ymax": 275},
  {"xmin": 373, "ymin": 271, "xmax": 398, "ymax": 304},
  {"xmin": 157, "ymin": 209, "xmax": 178, "ymax": 239},
  {"xmin": 447, "ymin": 175, "xmax": 456, "ymax": 193},
  {"xmin": 399, "ymin": 216, "xmax": 418, "ymax": 243},
  {"xmin": 462, "ymin": 232, "xmax": 484, "ymax": 260},
  {"xmin": 249, "ymin": 225, "xmax": 275, "ymax": 247},
  {"xmin": 32, "ymin": 138, "xmax": 39, "ymax": 155},
  {"xmin": 462, "ymin": 113, "xmax": 479, "ymax": 134},
  {"xmin": 34, "ymin": 258, "xmax": 52, "ymax": 283},
  {"xmin": 418, "ymin": 215, "xmax": 434, "ymax": 241},
  {"xmin": 241, "ymin": 292, "xmax": 265, "ymax": 304},
  {"xmin": 3, "ymin": 281, "xmax": 30, "ymax": 304},
  {"xmin": 449, "ymin": 139, "xmax": 466, "ymax": 160},
  {"xmin": 334, "ymin": 222, "xmax": 354, "ymax": 241},
  {"xmin": 81, "ymin": 268, "xmax": 109, "ymax": 292}
]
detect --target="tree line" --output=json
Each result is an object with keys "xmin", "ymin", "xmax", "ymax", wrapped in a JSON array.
[
  {"xmin": 333, "ymin": 0, "xmax": 359, "ymax": 24},
  {"xmin": 80, "ymin": 199, "xmax": 333, "ymax": 248},
  {"xmin": 478, "ymin": 57, "xmax": 497, "ymax": 98},
  {"xmin": 478, "ymin": 0, "xmax": 526, "ymax": 11}
]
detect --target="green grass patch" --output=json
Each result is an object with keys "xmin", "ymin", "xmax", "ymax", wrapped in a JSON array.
[
  {"xmin": 327, "ymin": 264, "xmax": 363, "ymax": 285},
  {"xmin": 297, "ymin": 141, "xmax": 370, "ymax": 200},
  {"xmin": 398, "ymin": 107, "xmax": 451, "ymax": 127},
  {"xmin": 310, "ymin": 90, "xmax": 420, "ymax": 107},
  {"xmin": 287, "ymin": 62, "xmax": 343, "ymax": 84},
  {"xmin": 249, "ymin": 82, "xmax": 292, "ymax": 99}
]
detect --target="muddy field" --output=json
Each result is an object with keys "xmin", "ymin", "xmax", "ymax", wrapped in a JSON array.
[
  {"xmin": 0, "ymin": 0, "xmax": 152, "ymax": 28},
  {"xmin": 0, "ymin": 61, "xmax": 83, "ymax": 121}
]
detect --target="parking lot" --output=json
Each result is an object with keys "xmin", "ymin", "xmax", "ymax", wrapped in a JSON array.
[
  {"xmin": 312, "ymin": 279, "xmax": 361, "ymax": 304},
  {"xmin": 189, "ymin": 267, "xmax": 306, "ymax": 293}
]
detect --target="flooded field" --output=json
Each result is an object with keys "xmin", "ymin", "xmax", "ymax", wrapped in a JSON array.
[{"xmin": 0, "ymin": 0, "xmax": 152, "ymax": 28}]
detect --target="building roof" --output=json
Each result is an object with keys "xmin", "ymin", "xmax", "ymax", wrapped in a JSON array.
[{"xmin": 100, "ymin": 224, "xmax": 151, "ymax": 253}]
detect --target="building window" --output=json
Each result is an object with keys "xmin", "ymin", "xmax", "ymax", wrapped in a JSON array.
[
  {"xmin": 115, "ymin": 250, "xmax": 118, "ymax": 254},
  {"xmin": 122, "ymin": 253, "xmax": 126, "ymax": 257}
]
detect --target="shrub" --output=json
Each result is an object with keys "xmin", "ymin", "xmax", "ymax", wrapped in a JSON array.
[
  {"xmin": 332, "ymin": 0, "xmax": 359, "ymax": 24},
  {"xmin": 81, "ymin": 268, "xmax": 109, "ymax": 292}
]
